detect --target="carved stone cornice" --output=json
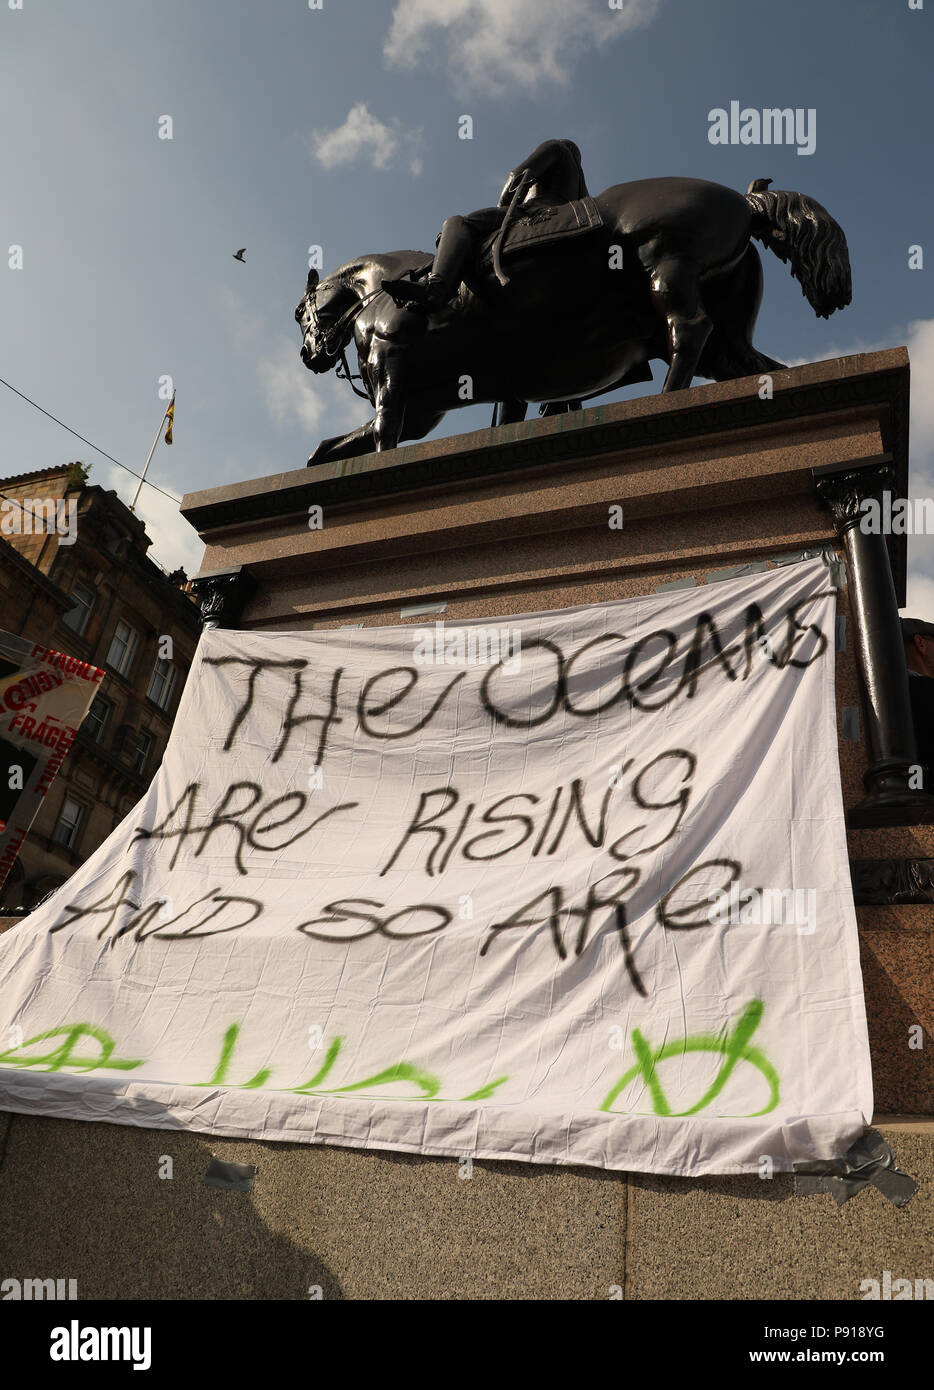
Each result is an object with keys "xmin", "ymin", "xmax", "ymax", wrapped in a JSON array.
[{"xmin": 188, "ymin": 567, "xmax": 256, "ymax": 630}]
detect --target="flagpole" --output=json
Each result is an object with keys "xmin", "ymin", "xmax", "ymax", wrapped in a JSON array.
[{"xmin": 130, "ymin": 392, "xmax": 174, "ymax": 513}]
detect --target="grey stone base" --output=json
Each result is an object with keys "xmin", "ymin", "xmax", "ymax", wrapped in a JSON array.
[{"xmin": 0, "ymin": 1113, "xmax": 930, "ymax": 1300}]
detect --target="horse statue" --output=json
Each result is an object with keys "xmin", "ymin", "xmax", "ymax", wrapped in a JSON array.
[{"xmin": 295, "ymin": 173, "xmax": 851, "ymax": 466}]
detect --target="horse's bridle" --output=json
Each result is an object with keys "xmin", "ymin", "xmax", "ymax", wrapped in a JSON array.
[
  {"xmin": 304, "ymin": 288, "xmax": 366, "ymax": 359},
  {"xmin": 303, "ymin": 283, "xmax": 386, "ymax": 400},
  {"xmin": 303, "ymin": 264, "xmax": 432, "ymax": 400}
]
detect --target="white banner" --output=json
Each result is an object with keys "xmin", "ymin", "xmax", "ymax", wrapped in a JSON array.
[{"xmin": 0, "ymin": 559, "xmax": 872, "ymax": 1175}]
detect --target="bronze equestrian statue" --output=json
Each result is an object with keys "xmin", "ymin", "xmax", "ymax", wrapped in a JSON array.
[{"xmin": 296, "ymin": 138, "xmax": 851, "ymax": 466}]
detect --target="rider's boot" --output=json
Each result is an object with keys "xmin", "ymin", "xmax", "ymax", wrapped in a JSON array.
[
  {"xmin": 383, "ymin": 216, "xmax": 474, "ymax": 310},
  {"xmin": 382, "ymin": 274, "xmax": 447, "ymax": 311}
]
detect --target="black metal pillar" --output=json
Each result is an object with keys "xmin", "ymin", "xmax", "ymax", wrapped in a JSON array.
[{"xmin": 815, "ymin": 459, "xmax": 934, "ymax": 826}]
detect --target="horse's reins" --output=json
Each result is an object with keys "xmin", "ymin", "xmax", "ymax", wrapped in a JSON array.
[{"xmin": 492, "ymin": 169, "xmax": 534, "ymax": 287}]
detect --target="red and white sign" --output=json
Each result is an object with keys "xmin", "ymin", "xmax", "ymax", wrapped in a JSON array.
[{"xmin": 0, "ymin": 630, "xmax": 105, "ymax": 891}]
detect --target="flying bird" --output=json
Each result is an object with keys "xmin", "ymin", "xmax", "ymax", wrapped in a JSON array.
[{"xmin": 233, "ymin": 248, "xmax": 246, "ymax": 262}]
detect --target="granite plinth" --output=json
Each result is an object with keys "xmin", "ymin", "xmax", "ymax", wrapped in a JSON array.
[
  {"xmin": 0, "ymin": 1113, "xmax": 930, "ymax": 1299},
  {"xmin": 181, "ymin": 348, "xmax": 930, "ymax": 1117}
]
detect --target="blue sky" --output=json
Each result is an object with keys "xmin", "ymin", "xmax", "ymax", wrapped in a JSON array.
[{"xmin": 1, "ymin": 0, "xmax": 932, "ymax": 606}]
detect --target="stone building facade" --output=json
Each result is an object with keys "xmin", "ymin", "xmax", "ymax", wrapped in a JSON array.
[{"xmin": 0, "ymin": 464, "xmax": 202, "ymax": 910}]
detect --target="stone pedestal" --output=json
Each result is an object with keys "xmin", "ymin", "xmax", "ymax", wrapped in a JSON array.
[{"xmin": 183, "ymin": 348, "xmax": 933, "ymax": 1125}]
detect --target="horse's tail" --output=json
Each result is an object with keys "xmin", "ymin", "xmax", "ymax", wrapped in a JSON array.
[{"xmin": 745, "ymin": 188, "xmax": 851, "ymax": 319}]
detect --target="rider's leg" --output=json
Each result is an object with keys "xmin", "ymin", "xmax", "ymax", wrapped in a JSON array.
[
  {"xmin": 383, "ymin": 208, "xmax": 504, "ymax": 308},
  {"xmin": 427, "ymin": 215, "xmax": 480, "ymax": 300},
  {"xmin": 383, "ymin": 216, "xmax": 475, "ymax": 308}
]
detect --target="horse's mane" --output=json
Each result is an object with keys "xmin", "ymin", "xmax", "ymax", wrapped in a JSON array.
[
  {"xmin": 330, "ymin": 261, "xmax": 368, "ymax": 291},
  {"xmin": 328, "ymin": 253, "xmax": 432, "ymax": 293},
  {"xmin": 296, "ymin": 261, "xmax": 368, "ymax": 319}
]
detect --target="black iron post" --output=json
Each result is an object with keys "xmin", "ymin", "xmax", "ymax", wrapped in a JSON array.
[{"xmin": 815, "ymin": 459, "xmax": 934, "ymax": 826}]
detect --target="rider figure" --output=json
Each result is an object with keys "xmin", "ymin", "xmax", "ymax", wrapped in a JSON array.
[{"xmin": 383, "ymin": 138, "xmax": 588, "ymax": 311}]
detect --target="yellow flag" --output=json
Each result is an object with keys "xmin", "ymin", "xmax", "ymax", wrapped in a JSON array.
[{"xmin": 164, "ymin": 398, "xmax": 175, "ymax": 446}]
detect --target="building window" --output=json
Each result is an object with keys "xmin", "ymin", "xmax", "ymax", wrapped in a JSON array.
[
  {"xmin": 130, "ymin": 730, "xmax": 152, "ymax": 775},
  {"xmin": 106, "ymin": 619, "xmax": 139, "ymax": 677},
  {"xmin": 54, "ymin": 796, "xmax": 84, "ymax": 849},
  {"xmin": 84, "ymin": 695, "xmax": 111, "ymax": 743},
  {"xmin": 147, "ymin": 658, "xmax": 178, "ymax": 711},
  {"xmin": 62, "ymin": 582, "xmax": 95, "ymax": 637},
  {"xmin": 104, "ymin": 529, "xmax": 128, "ymax": 559}
]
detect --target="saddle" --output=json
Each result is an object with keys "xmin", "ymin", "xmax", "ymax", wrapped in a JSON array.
[{"xmin": 482, "ymin": 195, "xmax": 604, "ymax": 265}]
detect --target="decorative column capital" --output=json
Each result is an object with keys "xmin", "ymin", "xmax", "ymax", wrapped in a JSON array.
[
  {"xmin": 851, "ymin": 857, "xmax": 934, "ymax": 904},
  {"xmin": 189, "ymin": 567, "xmax": 256, "ymax": 630},
  {"xmin": 814, "ymin": 458, "xmax": 895, "ymax": 535}
]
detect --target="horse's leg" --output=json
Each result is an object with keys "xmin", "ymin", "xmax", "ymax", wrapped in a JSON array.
[
  {"xmin": 700, "ymin": 341, "xmax": 787, "ymax": 381},
  {"xmin": 369, "ymin": 341, "xmax": 409, "ymax": 452},
  {"xmin": 698, "ymin": 244, "xmax": 787, "ymax": 382},
  {"xmin": 492, "ymin": 399, "xmax": 528, "ymax": 426},
  {"xmin": 640, "ymin": 242, "xmax": 713, "ymax": 392},
  {"xmin": 374, "ymin": 392, "xmax": 405, "ymax": 452},
  {"xmin": 403, "ymin": 405, "xmax": 447, "ymax": 442},
  {"xmin": 307, "ymin": 421, "xmax": 377, "ymax": 467},
  {"xmin": 308, "ymin": 401, "xmax": 446, "ymax": 466}
]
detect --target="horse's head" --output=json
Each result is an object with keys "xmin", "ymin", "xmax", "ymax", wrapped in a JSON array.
[{"xmin": 294, "ymin": 268, "xmax": 358, "ymax": 374}]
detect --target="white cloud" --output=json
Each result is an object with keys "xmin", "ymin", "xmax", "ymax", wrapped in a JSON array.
[
  {"xmin": 786, "ymin": 320, "xmax": 934, "ymax": 614},
  {"xmin": 383, "ymin": 0, "xmax": 661, "ymax": 96},
  {"xmin": 310, "ymin": 103, "xmax": 423, "ymax": 176},
  {"xmin": 806, "ymin": 319, "xmax": 934, "ymax": 615},
  {"xmin": 218, "ymin": 285, "xmax": 262, "ymax": 352},
  {"xmin": 218, "ymin": 289, "xmax": 371, "ymax": 448},
  {"xmin": 884, "ymin": 318, "xmax": 934, "ymax": 614},
  {"xmin": 902, "ymin": 571, "xmax": 934, "ymax": 620},
  {"xmin": 904, "ymin": 316, "xmax": 934, "ymax": 465},
  {"xmin": 258, "ymin": 336, "xmax": 371, "ymax": 442}
]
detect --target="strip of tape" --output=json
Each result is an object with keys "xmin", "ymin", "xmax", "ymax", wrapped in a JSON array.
[
  {"xmin": 794, "ymin": 1129, "xmax": 918, "ymax": 1208},
  {"xmin": 706, "ymin": 561, "xmax": 769, "ymax": 584},
  {"xmin": 401, "ymin": 602, "xmax": 447, "ymax": 617},
  {"xmin": 770, "ymin": 547, "xmax": 846, "ymax": 587},
  {"xmin": 203, "ymin": 1157, "xmax": 258, "ymax": 1192},
  {"xmin": 655, "ymin": 577, "xmax": 697, "ymax": 593}
]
